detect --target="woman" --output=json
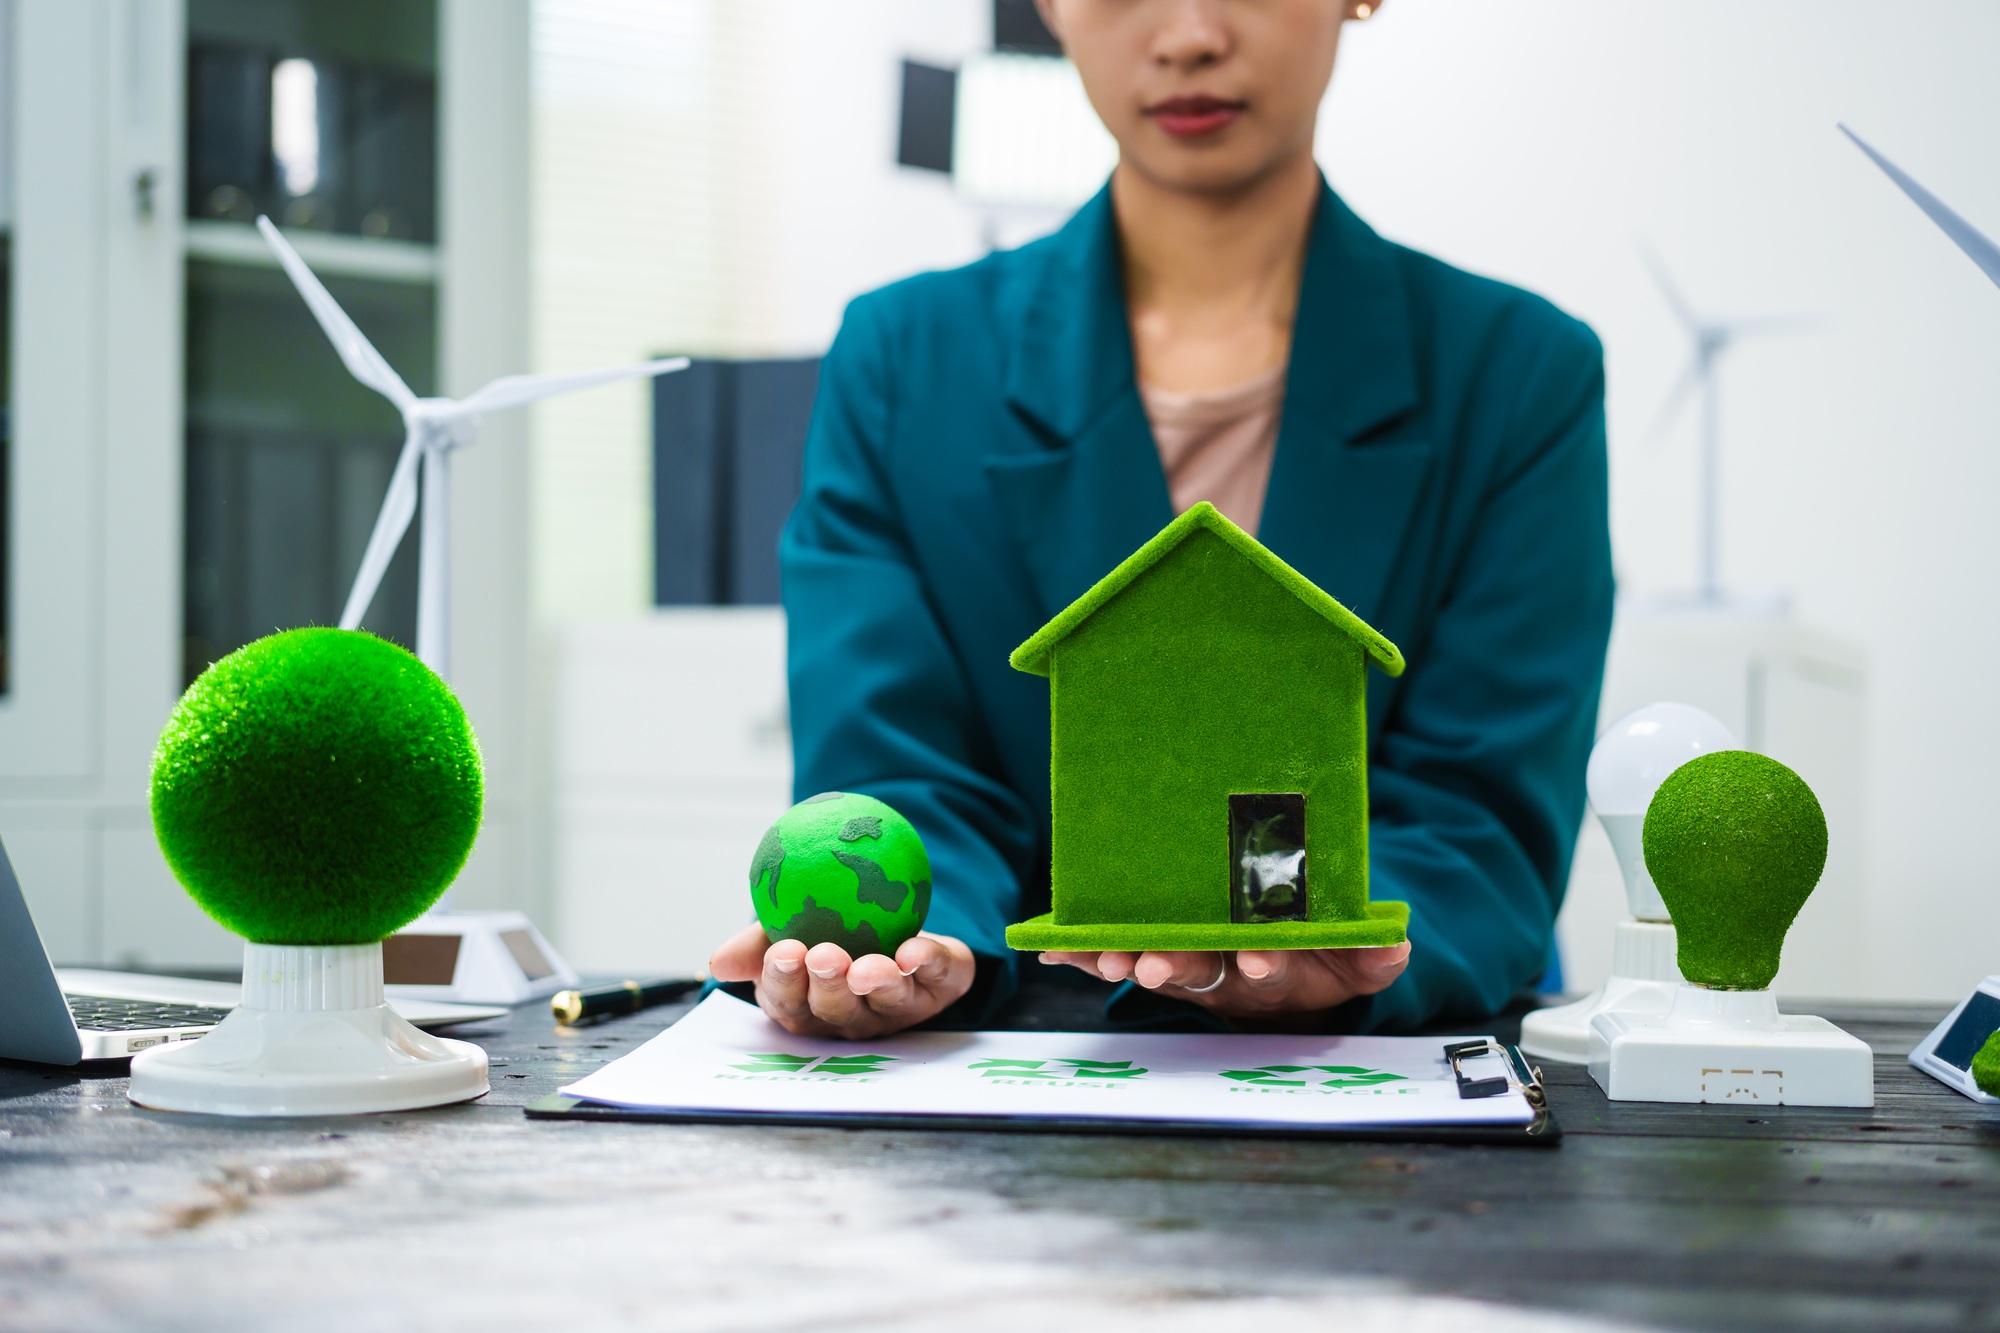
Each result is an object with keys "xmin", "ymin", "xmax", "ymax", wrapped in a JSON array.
[{"xmin": 710, "ymin": 0, "xmax": 1612, "ymax": 1038}]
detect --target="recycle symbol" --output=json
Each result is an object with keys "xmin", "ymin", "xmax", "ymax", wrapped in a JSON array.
[
  {"xmin": 1219, "ymin": 1064, "xmax": 1407, "ymax": 1088},
  {"xmin": 729, "ymin": 1052, "xmax": 896, "ymax": 1076},
  {"xmin": 968, "ymin": 1059, "xmax": 1147, "ymax": 1080}
]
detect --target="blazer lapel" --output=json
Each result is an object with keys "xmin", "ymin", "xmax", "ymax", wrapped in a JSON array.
[
  {"xmin": 987, "ymin": 188, "xmax": 1174, "ymax": 622},
  {"xmin": 1255, "ymin": 187, "xmax": 1432, "ymax": 631},
  {"xmin": 987, "ymin": 182, "xmax": 1432, "ymax": 633}
]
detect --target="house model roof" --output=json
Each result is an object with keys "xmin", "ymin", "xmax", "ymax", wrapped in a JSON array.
[{"xmin": 1009, "ymin": 501, "xmax": 1406, "ymax": 678}]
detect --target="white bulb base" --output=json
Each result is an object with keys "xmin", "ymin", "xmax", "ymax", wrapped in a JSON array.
[
  {"xmin": 128, "ymin": 941, "xmax": 489, "ymax": 1117},
  {"xmin": 1519, "ymin": 920, "xmax": 1683, "ymax": 1063},
  {"xmin": 1588, "ymin": 982, "xmax": 1873, "ymax": 1107}
]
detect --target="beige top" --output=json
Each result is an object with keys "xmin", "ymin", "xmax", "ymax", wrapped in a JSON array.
[{"xmin": 1139, "ymin": 364, "xmax": 1287, "ymax": 536}]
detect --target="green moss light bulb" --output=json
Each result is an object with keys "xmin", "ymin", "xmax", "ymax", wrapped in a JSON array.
[
  {"xmin": 751, "ymin": 792, "xmax": 931, "ymax": 957},
  {"xmin": 1973, "ymin": 1032, "xmax": 2000, "ymax": 1099},
  {"xmin": 151, "ymin": 628, "xmax": 484, "ymax": 945},
  {"xmin": 1641, "ymin": 750, "xmax": 1827, "ymax": 991}
]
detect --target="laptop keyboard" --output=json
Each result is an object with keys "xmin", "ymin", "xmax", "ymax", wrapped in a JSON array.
[{"xmin": 64, "ymin": 993, "xmax": 233, "ymax": 1032}]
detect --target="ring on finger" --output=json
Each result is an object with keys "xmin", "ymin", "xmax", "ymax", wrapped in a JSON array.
[{"xmin": 1181, "ymin": 959, "xmax": 1228, "ymax": 994}]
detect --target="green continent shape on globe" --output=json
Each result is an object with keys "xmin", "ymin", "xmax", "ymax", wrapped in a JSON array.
[{"xmin": 750, "ymin": 792, "xmax": 931, "ymax": 957}]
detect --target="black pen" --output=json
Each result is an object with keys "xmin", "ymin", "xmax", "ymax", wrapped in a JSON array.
[{"xmin": 551, "ymin": 977, "xmax": 703, "ymax": 1025}]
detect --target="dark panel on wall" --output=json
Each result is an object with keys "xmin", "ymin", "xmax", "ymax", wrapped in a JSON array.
[
  {"xmin": 653, "ymin": 358, "xmax": 819, "ymax": 607},
  {"xmin": 652, "ymin": 361, "xmax": 731, "ymax": 605},
  {"xmin": 729, "ymin": 360, "xmax": 820, "ymax": 605},
  {"xmin": 993, "ymin": 0, "xmax": 1062, "ymax": 55},
  {"xmin": 897, "ymin": 60, "xmax": 957, "ymax": 174}
]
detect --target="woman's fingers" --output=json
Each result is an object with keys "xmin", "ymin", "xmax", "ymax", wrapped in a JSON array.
[
  {"xmin": 1339, "ymin": 941, "xmax": 1410, "ymax": 994},
  {"xmin": 1133, "ymin": 951, "xmax": 1226, "ymax": 990},
  {"xmin": 749, "ymin": 931, "xmax": 978, "ymax": 1038},
  {"xmin": 755, "ymin": 937, "xmax": 812, "ymax": 1027},
  {"xmin": 1235, "ymin": 950, "xmax": 1292, "ymax": 990},
  {"xmin": 846, "ymin": 948, "xmax": 914, "ymax": 1002},
  {"xmin": 804, "ymin": 942, "xmax": 863, "ymax": 1026},
  {"xmin": 1094, "ymin": 951, "xmax": 1139, "ymax": 982},
  {"xmin": 898, "ymin": 933, "xmax": 970, "ymax": 1001},
  {"xmin": 707, "ymin": 921, "xmax": 771, "ymax": 983}
]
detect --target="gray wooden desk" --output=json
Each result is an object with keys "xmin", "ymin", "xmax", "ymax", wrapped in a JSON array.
[{"xmin": 1, "ymin": 974, "xmax": 1996, "ymax": 1333}]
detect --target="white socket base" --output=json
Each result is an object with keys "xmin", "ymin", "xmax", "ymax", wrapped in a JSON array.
[
  {"xmin": 1588, "ymin": 984, "xmax": 1873, "ymax": 1107},
  {"xmin": 1519, "ymin": 920, "xmax": 1682, "ymax": 1064},
  {"xmin": 128, "ymin": 942, "xmax": 489, "ymax": 1117}
]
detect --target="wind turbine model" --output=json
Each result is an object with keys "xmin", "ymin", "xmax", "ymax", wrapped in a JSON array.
[
  {"xmin": 1841, "ymin": 124, "xmax": 2000, "ymax": 1103},
  {"xmin": 256, "ymin": 217, "xmax": 689, "ymax": 1004},
  {"xmin": 1645, "ymin": 251, "xmax": 1811, "ymax": 603},
  {"xmin": 256, "ymin": 216, "xmax": 689, "ymax": 681}
]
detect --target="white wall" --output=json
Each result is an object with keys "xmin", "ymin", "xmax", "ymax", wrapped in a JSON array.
[{"xmin": 440, "ymin": 0, "xmax": 537, "ymax": 920}]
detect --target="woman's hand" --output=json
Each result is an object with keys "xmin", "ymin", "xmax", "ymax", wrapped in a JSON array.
[
  {"xmin": 708, "ymin": 923, "xmax": 977, "ymax": 1039},
  {"xmin": 1040, "ymin": 943, "xmax": 1410, "ymax": 1021}
]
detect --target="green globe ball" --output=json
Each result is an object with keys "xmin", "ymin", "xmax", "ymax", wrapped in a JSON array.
[
  {"xmin": 750, "ymin": 792, "xmax": 931, "ymax": 958},
  {"xmin": 1642, "ymin": 750, "xmax": 1827, "ymax": 991},
  {"xmin": 151, "ymin": 628, "xmax": 483, "ymax": 945}
]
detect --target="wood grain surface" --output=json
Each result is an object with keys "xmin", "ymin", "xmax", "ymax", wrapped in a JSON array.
[{"xmin": 2, "ymin": 970, "xmax": 1995, "ymax": 1333}]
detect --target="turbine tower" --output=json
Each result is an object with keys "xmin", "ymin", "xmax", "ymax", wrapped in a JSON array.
[{"xmin": 1646, "ymin": 252, "xmax": 1810, "ymax": 603}]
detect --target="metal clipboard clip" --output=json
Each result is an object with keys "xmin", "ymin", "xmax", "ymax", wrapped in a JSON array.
[{"xmin": 1443, "ymin": 1039, "xmax": 1547, "ymax": 1109}]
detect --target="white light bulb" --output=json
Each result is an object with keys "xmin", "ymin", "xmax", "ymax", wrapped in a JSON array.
[
  {"xmin": 1587, "ymin": 703, "xmax": 1736, "ymax": 815},
  {"xmin": 1586, "ymin": 703, "xmax": 1735, "ymax": 919}
]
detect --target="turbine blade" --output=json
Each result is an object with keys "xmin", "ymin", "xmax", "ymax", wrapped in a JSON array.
[
  {"xmin": 1840, "ymin": 123, "xmax": 2000, "ymax": 291},
  {"xmin": 256, "ymin": 216, "xmax": 419, "ymax": 412},
  {"xmin": 1641, "ymin": 247, "xmax": 1699, "ymax": 330},
  {"xmin": 1714, "ymin": 314, "xmax": 1824, "ymax": 338},
  {"xmin": 338, "ymin": 429, "xmax": 423, "ymax": 631},
  {"xmin": 441, "ymin": 357, "xmax": 691, "ymax": 419},
  {"xmin": 1651, "ymin": 360, "xmax": 1702, "ymax": 443}
]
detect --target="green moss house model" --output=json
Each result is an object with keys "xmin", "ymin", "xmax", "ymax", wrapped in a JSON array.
[{"xmin": 1004, "ymin": 502, "xmax": 1410, "ymax": 953}]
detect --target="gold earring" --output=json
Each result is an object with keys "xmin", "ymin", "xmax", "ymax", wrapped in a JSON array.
[{"xmin": 1353, "ymin": 3, "xmax": 1373, "ymax": 18}]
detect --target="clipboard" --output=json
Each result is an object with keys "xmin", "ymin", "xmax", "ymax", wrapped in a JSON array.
[
  {"xmin": 523, "ymin": 1083, "xmax": 1559, "ymax": 1145},
  {"xmin": 521, "ymin": 994, "xmax": 1559, "ymax": 1145}
]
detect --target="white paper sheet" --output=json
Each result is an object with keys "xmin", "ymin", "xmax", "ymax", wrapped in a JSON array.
[{"xmin": 558, "ymin": 992, "xmax": 1536, "ymax": 1129}]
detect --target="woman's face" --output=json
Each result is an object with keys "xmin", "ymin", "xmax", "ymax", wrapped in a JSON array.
[{"xmin": 1041, "ymin": 0, "xmax": 1354, "ymax": 197}]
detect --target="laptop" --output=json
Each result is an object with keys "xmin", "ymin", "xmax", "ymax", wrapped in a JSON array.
[{"xmin": 0, "ymin": 834, "xmax": 506, "ymax": 1064}]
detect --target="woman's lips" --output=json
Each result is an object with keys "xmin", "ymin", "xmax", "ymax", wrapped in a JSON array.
[{"xmin": 1146, "ymin": 95, "xmax": 1244, "ymax": 139}]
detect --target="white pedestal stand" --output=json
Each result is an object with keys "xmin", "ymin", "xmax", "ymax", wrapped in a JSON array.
[
  {"xmin": 1588, "ymin": 984, "xmax": 1873, "ymax": 1107},
  {"xmin": 1520, "ymin": 919, "xmax": 1682, "ymax": 1063},
  {"xmin": 129, "ymin": 942, "xmax": 489, "ymax": 1116},
  {"xmin": 1521, "ymin": 812, "xmax": 1682, "ymax": 1063}
]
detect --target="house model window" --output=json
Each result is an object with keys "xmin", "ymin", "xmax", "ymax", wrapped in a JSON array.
[
  {"xmin": 1230, "ymin": 793, "xmax": 1309, "ymax": 924},
  {"xmin": 1005, "ymin": 503, "xmax": 1409, "ymax": 954}
]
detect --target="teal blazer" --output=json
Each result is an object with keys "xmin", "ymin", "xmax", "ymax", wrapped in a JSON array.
[{"xmin": 781, "ymin": 181, "xmax": 1613, "ymax": 1031}]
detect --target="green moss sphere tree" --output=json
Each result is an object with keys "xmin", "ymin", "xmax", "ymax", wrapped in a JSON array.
[
  {"xmin": 1642, "ymin": 750, "xmax": 1827, "ymax": 991},
  {"xmin": 751, "ymin": 792, "xmax": 931, "ymax": 957},
  {"xmin": 151, "ymin": 628, "xmax": 484, "ymax": 945}
]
